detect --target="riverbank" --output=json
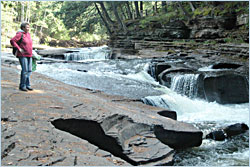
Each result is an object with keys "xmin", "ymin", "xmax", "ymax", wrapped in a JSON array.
[
  {"xmin": 1, "ymin": 63, "xmax": 129, "ymax": 166},
  {"xmin": 1, "ymin": 52, "xmax": 204, "ymax": 166}
]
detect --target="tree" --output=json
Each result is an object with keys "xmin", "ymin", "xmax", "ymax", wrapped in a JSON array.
[
  {"xmin": 99, "ymin": 2, "xmax": 114, "ymax": 25},
  {"xmin": 140, "ymin": 1, "xmax": 143, "ymax": 17},
  {"xmin": 94, "ymin": 3, "xmax": 112, "ymax": 35},
  {"xmin": 161, "ymin": 1, "xmax": 167, "ymax": 13},
  {"xmin": 188, "ymin": 2, "xmax": 196, "ymax": 12},
  {"xmin": 111, "ymin": 2, "xmax": 127, "ymax": 32},
  {"xmin": 125, "ymin": 2, "xmax": 133, "ymax": 19},
  {"xmin": 21, "ymin": 1, "xmax": 24, "ymax": 22},
  {"xmin": 134, "ymin": 1, "xmax": 141, "ymax": 18},
  {"xmin": 177, "ymin": 2, "xmax": 192, "ymax": 20}
]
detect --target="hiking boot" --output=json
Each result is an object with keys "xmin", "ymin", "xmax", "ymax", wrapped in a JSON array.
[
  {"xmin": 19, "ymin": 87, "xmax": 28, "ymax": 91},
  {"xmin": 26, "ymin": 87, "xmax": 33, "ymax": 91}
]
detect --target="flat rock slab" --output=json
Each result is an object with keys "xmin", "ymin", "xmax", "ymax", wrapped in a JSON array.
[
  {"xmin": 36, "ymin": 48, "xmax": 79, "ymax": 57},
  {"xmin": 1, "ymin": 64, "xmax": 202, "ymax": 166}
]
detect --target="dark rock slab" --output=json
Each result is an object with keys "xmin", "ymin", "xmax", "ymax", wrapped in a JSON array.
[
  {"xmin": 51, "ymin": 112, "xmax": 202, "ymax": 165},
  {"xmin": 211, "ymin": 62, "xmax": 242, "ymax": 69},
  {"xmin": 157, "ymin": 110, "xmax": 177, "ymax": 120},
  {"xmin": 203, "ymin": 71, "xmax": 249, "ymax": 104}
]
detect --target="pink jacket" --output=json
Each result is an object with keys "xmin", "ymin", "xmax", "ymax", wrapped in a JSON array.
[{"xmin": 10, "ymin": 31, "xmax": 33, "ymax": 57}]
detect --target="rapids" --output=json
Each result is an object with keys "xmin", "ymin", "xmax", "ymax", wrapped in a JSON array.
[{"xmin": 35, "ymin": 46, "xmax": 249, "ymax": 166}]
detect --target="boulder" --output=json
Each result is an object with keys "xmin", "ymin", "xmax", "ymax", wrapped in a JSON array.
[
  {"xmin": 158, "ymin": 67, "xmax": 195, "ymax": 88},
  {"xmin": 205, "ymin": 123, "xmax": 249, "ymax": 141},
  {"xmin": 154, "ymin": 63, "xmax": 172, "ymax": 81},
  {"xmin": 52, "ymin": 112, "xmax": 202, "ymax": 165},
  {"xmin": 203, "ymin": 71, "xmax": 249, "ymax": 104},
  {"xmin": 192, "ymin": 29, "xmax": 221, "ymax": 39},
  {"xmin": 162, "ymin": 20, "xmax": 190, "ymax": 39}
]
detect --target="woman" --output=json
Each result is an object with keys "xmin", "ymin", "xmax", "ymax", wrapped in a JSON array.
[{"xmin": 10, "ymin": 22, "xmax": 33, "ymax": 91}]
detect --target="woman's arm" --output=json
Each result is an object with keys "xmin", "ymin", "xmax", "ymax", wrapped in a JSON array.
[{"xmin": 10, "ymin": 32, "xmax": 23, "ymax": 52}]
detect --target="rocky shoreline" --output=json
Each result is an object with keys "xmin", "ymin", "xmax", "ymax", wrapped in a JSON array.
[
  {"xmin": 2, "ymin": 39, "xmax": 249, "ymax": 165},
  {"xmin": 1, "ymin": 52, "xmax": 204, "ymax": 166}
]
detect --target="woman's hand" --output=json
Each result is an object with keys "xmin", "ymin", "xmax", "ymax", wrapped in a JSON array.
[{"xmin": 19, "ymin": 48, "xmax": 24, "ymax": 53}]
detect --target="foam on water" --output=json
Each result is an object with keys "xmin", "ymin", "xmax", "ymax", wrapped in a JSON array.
[{"xmin": 144, "ymin": 86, "xmax": 249, "ymax": 125}]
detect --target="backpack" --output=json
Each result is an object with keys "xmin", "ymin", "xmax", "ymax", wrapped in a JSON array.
[{"xmin": 12, "ymin": 33, "xmax": 23, "ymax": 55}]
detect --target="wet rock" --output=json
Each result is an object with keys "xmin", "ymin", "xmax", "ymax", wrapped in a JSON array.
[
  {"xmin": 154, "ymin": 63, "xmax": 172, "ymax": 81},
  {"xmin": 205, "ymin": 130, "xmax": 226, "ymax": 141},
  {"xmin": 36, "ymin": 48, "xmax": 79, "ymax": 59},
  {"xmin": 158, "ymin": 67, "xmax": 195, "ymax": 88},
  {"xmin": 157, "ymin": 110, "xmax": 177, "ymax": 120},
  {"xmin": 51, "ymin": 113, "xmax": 202, "ymax": 165},
  {"xmin": 212, "ymin": 63, "xmax": 242, "ymax": 69},
  {"xmin": 224, "ymin": 123, "xmax": 249, "ymax": 137},
  {"xmin": 205, "ymin": 123, "xmax": 249, "ymax": 141},
  {"xmin": 203, "ymin": 71, "xmax": 249, "ymax": 104}
]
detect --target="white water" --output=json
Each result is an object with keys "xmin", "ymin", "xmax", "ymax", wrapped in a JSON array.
[
  {"xmin": 170, "ymin": 74, "xmax": 200, "ymax": 98},
  {"xmin": 64, "ymin": 46, "xmax": 110, "ymax": 61},
  {"xmin": 143, "ymin": 87, "xmax": 249, "ymax": 125}
]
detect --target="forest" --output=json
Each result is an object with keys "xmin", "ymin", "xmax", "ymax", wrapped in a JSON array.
[{"xmin": 1, "ymin": 1, "xmax": 249, "ymax": 48}]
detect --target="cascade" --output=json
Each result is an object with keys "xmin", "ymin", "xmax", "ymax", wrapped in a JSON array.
[
  {"xmin": 64, "ymin": 46, "xmax": 111, "ymax": 61},
  {"xmin": 170, "ymin": 74, "xmax": 200, "ymax": 98}
]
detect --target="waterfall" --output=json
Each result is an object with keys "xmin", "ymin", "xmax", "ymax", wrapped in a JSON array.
[
  {"xmin": 141, "ymin": 96, "xmax": 170, "ymax": 109},
  {"xmin": 170, "ymin": 74, "xmax": 200, "ymax": 98},
  {"xmin": 64, "ymin": 46, "xmax": 111, "ymax": 61}
]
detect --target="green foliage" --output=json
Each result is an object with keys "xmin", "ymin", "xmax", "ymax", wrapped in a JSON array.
[
  {"xmin": 193, "ymin": 7, "xmax": 213, "ymax": 17},
  {"xmin": 1, "ymin": 1, "xmax": 248, "ymax": 47},
  {"xmin": 204, "ymin": 40, "xmax": 217, "ymax": 45},
  {"xmin": 139, "ymin": 11, "xmax": 176, "ymax": 29},
  {"xmin": 194, "ymin": 2, "xmax": 249, "ymax": 17},
  {"xmin": 223, "ymin": 37, "xmax": 245, "ymax": 44}
]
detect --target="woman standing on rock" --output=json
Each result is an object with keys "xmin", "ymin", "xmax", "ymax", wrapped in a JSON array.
[{"xmin": 10, "ymin": 22, "xmax": 33, "ymax": 91}]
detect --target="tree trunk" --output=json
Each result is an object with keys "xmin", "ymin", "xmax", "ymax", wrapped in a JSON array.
[
  {"xmin": 177, "ymin": 2, "xmax": 192, "ymax": 20},
  {"xmin": 155, "ymin": 1, "xmax": 158, "ymax": 13},
  {"xmin": 27, "ymin": 2, "xmax": 31, "ymax": 23},
  {"xmin": 21, "ymin": 2, "xmax": 25, "ymax": 22},
  {"xmin": 35, "ymin": 25, "xmax": 37, "ymax": 36},
  {"xmin": 99, "ymin": 2, "xmax": 114, "ymax": 25},
  {"xmin": 161, "ymin": 1, "xmax": 167, "ymax": 13},
  {"xmin": 94, "ymin": 3, "xmax": 112, "ymax": 35},
  {"xmin": 189, "ymin": 2, "xmax": 196, "ymax": 12},
  {"xmin": 111, "ymin": 2, "xmax": 127, "ymax": 32},
  {"xmin": 119, "ymin": 5, "xmax": 127, "ymax": 20},
  {"xmin": 40, "ymin": 11, "xmax": 46, "ymax": 33},
  {"xmin": 140, "ymin": 1, "xmax": 143, "ymax": 17},
  {"xmin": 25, "ymin": 2, "xmax": 30, "ymax": 22},
  {"xmin": 134, "ymin": 1, "xmax": 141, "ymax": 18},
  {"xmin": 125, "ymin": 1, "xmax": 133, "ymax": 19}
]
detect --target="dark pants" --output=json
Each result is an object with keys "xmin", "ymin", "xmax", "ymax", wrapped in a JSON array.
[{"xmin": 19, "ymin": 57, "xmax": 32, "ymax": 89}]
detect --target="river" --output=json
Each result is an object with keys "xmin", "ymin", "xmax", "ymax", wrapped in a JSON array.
[{"xmin": 35, "ymin": 46, "xmax": 249, "ymax": 166}]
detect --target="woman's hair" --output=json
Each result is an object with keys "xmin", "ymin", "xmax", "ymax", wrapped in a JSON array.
[{"xmin": 20, "ymin": 22, "xmax": 29, "ymax": 30}]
